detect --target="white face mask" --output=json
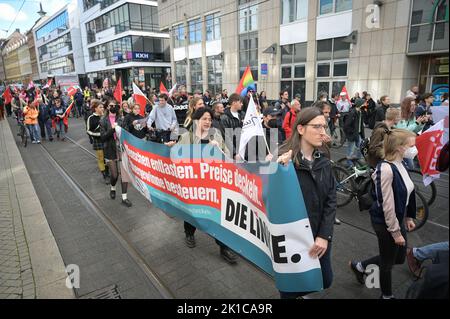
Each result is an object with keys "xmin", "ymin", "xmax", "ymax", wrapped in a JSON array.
[{"xmin": 404, "ymin": 146, "xmax": 418, "ymax": 159}]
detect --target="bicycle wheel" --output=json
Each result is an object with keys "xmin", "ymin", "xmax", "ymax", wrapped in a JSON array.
[
  {"xmin": 408, "ymin": 169, "xmax": 437, "ymax": 207},
  {"xmin": 20, "ymin": 125, "xmax": 27, "ymax": 147},
  {"xmin": 337, "ymin": 157, "xmax": 367, "ymax": 170},
  {"xmin": 333, "ymin": 164, "xmax": 356, "ymax": 208},
  {"xmin": 411, "ymin": 191, "xmax": 429, "ymax": 232},
  {"xmin": 331, "ymin": 127, "xmax": 345, "ymax": 149}
]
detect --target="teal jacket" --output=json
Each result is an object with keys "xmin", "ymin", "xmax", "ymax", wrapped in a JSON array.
[{"xmin": 395, "ymin": 119, "xmax": 424, "ymax": 134}]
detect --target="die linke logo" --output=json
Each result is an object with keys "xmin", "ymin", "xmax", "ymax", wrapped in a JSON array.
[{"xmin": 133, "ymin": 52, "xmax": 150, "ymax": 60}]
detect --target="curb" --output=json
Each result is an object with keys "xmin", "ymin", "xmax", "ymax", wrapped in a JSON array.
[{"xmin": 2, "ymin": 120, "xmax": 75, "ymax": 299}]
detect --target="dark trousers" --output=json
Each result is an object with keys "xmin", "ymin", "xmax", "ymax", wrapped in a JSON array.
[
  {"xmin": 5, "ymin": 103, "xmax": 12, "ymax": 116},
  {"xmin": 156, "ymin": 130, "xmax": 172, "ymax": 144},
  {"xmin": 38, "ymin": 118, "xmax": 53, "ymax": 139},
  {"xmin": 184, "ymin": 221, "xmax": 227, "ymax": 249},
  {"xmin": 361, "ymin": 223, "xmax": 407, "ymax": 296},
  {"xmin": 280, "ymin": 242, "xmax": 333, "ymax": 299}
]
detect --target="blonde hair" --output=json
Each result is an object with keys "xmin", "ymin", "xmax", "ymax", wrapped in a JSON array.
[
  {"xmin": 385, "ymin": 107, "xmax": 400, "ymax": 122},
  {"xmin": 383, "ymin": 128, "xmax": 416, "ymax": 161},
  {"xmin": 184, "ymin": 97, "xmax": 203, "ymax": 128}
]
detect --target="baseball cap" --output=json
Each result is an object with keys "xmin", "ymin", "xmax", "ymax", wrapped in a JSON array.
[{"xmin": 263, "ymin": 105, "xmax": 282, "ymax": 116}]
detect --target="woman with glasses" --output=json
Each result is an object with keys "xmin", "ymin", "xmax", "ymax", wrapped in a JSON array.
[
  {"xmin": 277, "ymin": 107, "xmax": 337, "ymax": 299},
  {"xmin": 100, "ymin": 99, "xmax": 132, "ymax": 207}
]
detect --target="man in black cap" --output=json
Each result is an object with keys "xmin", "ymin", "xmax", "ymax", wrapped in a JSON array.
[
  {"xmin": 344, "ymin": 98, "xmax": 366, "ymax": 167},
  {"xmin": 245, "ymin": 105, "xmax": 283, "ymax": 162}
]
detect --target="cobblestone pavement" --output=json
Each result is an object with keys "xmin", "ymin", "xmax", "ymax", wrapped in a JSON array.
[{"xmin": 0, "ymin": 120, "xmax": 35, "ymax": 299}]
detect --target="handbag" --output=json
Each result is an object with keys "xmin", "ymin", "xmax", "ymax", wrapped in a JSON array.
[{"xmin": 357, "ymin": 178, "xmax": 374, "ymax": 211}]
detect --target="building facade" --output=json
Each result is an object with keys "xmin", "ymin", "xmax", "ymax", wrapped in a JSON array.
[
  {"xmin": 1, "ymin": 30, "xmax": 33, "ymax": 85},
  {"xmin": 0, "ymin": 40, "xmax": 6, "ymax": 85},
  {"xmin": 33, "ymin": 1, "xmax": 86, "ymax": 88},
  {"xmin": 79, "ymin": 0, "xmax": 171, "ymax": 91},
  {"xmin": 158, "ymin": 0, "xmax": 449, "ymax": 104}
]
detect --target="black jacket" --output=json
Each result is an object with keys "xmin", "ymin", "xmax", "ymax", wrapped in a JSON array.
[
  {"xmin": 294, "ymin": 152, "xmax": 336, "ymax": 241},
  {"xmin": 38, "ymin": 103, "xmax": 52, "ymax": 121},
  {"xmin": 100, "ymin": 114, "xmax": 123, "ymax": 160},
  {"xmin": 123, "ymin": 113, "xmax": 148, "ymax": 139},
  {"xmin": 344, "ymin": 107, "xmax": 365, "ymax": 142},
  {"xmin": 374, "ymin": 104, "xmax": 389, "ymax": 123},
  {"xmin": 328, "ymin": 99, "xmax": 339, "ymax": 119},
  {"xmin": 220, "ymin": 108, "xmax": 243, "ymax": 157}
]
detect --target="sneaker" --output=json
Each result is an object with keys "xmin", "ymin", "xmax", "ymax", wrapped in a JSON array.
[
  {"xmin": 349, "ymin": 260, "xmax": 365, "ymax": 285},
  {"xmin": 49, "ymin": 137, "xmax": 54, "ymax": 142},
  {"xmin": 121, "ymin": 199, "xmax": 132, "ymax": 207},
  {"xmin": 31, "ymin": 140, "xmax": 37, "ymax": 144},
  {"xmin": 36, "ymin": 140, "xmax": 41, "ymax": 144},
  {"xmin": 110, "ymin": 190, "xmax": 116, "ymax": 199},
  {"xmin": 185, "ymin": 235, "xmax": 196, "ymax": 248},
  {"xmin": 334, "ymin": 218, "xmax": 341, "ymax": 225},
  {"xmin": 406, "ymin": 248, "xmax": 422, "ymax": 278},
  {"xmin": 220, "ymin": 247, "xmax": 237, "ymax": 264}
]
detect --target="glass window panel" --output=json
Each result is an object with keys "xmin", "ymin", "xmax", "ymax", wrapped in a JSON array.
[
  {"xmin": 333, "ymin": 61, "xmax": 348, "ymax": 76},
  {"xmin": 333, "ymin": 37, "xmax": 350, "ymax": 59},
  {"xmin": 317, "ymin": 39, "xmax": 332, "ymax": 60},
  {"xmin": 317, "ymin": 63, "xmax": 330, "ymax": 77},
  {"xmin": 129, "ymin": 4, "xmax": 142, "ymax": 30},
  {"xmin": 294, "ymin": 42, "xmax": 307, "ymax": 63},
  {"xmin": 436, "ymin": 1, "xmax": 447, "ymax": 21},
  {"xmin": 408, "ymin": 24, "xmax": 433, "ymax": 53},
  {"xmin": 132, "ymin": 36, "xmax": 143, "ymax": 52},
  {"xmin": 319, "ymin": 0, "xmax": 333, "ymax": 15},
  {"xmin": 335, "ymin": 0, "xmax": 352, "ymax": 13},
  {"xmin": 281, "ymin": 0, "xmax": 292, "ymax": 24},
  {"xmin": 332, "ymin": 81, "xmax": 346, "ymax": 95},
  {"xmin": 281, "ymin": 81, "xmax": 293, "ymax": 97},
  {"xmin": 281, "ymin": 66, "xmax": 292, "ymax": 78},
  {"xmin": 317, "ymin": 82, "xmax": 330, "ymax": 97},
  {"xmin": 281, "ymin": 44, "xmax": 293, "ymax": 64},
  {"xmin": 141, "ymin": 5, "xmax": 153, "ymax": 31},
  {"xmin": 296, "ymin": 0, "xmax": 308, "ymax": 20},
  {"xmin": 294, "ymin": 65, "xmax": 305, "ymax": 78},
  {"xmin": 434, "ymin": 22, "xmax": 449, "ymax": 51},
  {"xmin": 411, "ymin": 0, "xmax": 434, "ymax": 25},
  {"xmin": 293, "ymin": 81, "xmax": 306, "ymax": 103}
]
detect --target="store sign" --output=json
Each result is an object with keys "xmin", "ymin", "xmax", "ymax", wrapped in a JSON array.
[
  {"xmin": 261, "ymin": 63, "xmax": 268, "ymax": 76},
  {"xmin": 432, "ymin": 84, "xmax": 449, "ymax": 106},
  {"xmin": 133, "ymin": 51, "xmax": 151, "ymax": 61},
  {"xmin": 113, "ymin": 53, "xmax": 123, "ymax": 63}
]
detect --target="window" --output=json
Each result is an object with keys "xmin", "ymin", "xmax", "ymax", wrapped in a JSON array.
[
  {"xmin": 40, "ymin": 54, "xmax": 74, "ymax": 74},
  {"xmin": 36, "ymin": 11, "xmax": 68, "ymax": 40},
  {"xmin": 130, "ymin": 4, "xmax": 142, "ymax": 31},
  {"xmin": 281, "ymin": 0, "xmax": 308, "ymax": 24},
  {"xmin": 174, "ymin": 24, "xmax": 186, "ymax": 48},
  {"xmin": 239, "ymin": 32, "xmax": 258, "ymax": 81},
  {"xmin": 316, "ymin": 81, "xmax": 346, "ymax": 99},
  {"xmin": 207, "ymin": 55, "xmax": 223, "ymax": 94},
  {"xmin": 319, "ymin": 0, "xmax": 352, "ymax": 15},
  {"xmin": 408, "ymin": 0, "xmax": 449, "ymax": 53},
  {"xmin": 280, "ymin": 42, "xmax": 306, "ymax": 103},
  {"xmin": 316, "ymin": 37, "xmax": 349, "ymax": 78},
  {"xmin": 190, "ymin": 58, "xmax": 203, "ymax": 92},
  {"xmin": 38, "ymin": 33, "xmax": 72, "ymax": 61},
  {"xmin": 239, "ymin": 4, "xmax": 258, "ymax": 33},
  {"xmin": 206, "ymin": 13, "xmax": 221, "ymax": 41},
  {"xmin": 188, "ymin": 18, "xmax": 202, "ymax": 44},
  {"xmin": 175, "ymin": 60, "xmax": 187, "ymax": 85}
]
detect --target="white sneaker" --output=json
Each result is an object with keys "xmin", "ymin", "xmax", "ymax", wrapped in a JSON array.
[{"xmin": 31, "ymin": 140, "xmax": 37, "ymax": 144}]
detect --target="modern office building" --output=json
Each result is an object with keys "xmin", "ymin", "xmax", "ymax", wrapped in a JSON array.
[
  {"xmin": 1, "ymin": 30, "xmax": 32, "ymax": 85},
  {"xmin": 158, "ymin": 0, "xmax": 449, "ymax": 104},
  {"xmin": 79, "ymin": 0, "xmax": 171, "ymax": 90},
  {"xmin": 33, "ymin": 1, "xmax": 86, "ymax": 88}
]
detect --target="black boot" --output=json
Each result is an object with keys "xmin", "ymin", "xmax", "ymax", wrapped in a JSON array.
[
  {"xmin": 220, "ymin": 247, "xmax": 237, "ymax": 264},
  {"xmin": 185, "ymin": 234, "xmax": 196, "ymax": 248}
]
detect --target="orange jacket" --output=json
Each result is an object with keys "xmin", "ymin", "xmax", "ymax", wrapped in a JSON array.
[{"xmin": 23, "ymin": 106, "xmax": 39, "ymax": 125}]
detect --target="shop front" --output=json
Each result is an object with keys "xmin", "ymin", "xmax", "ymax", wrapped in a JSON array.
[{"xmin": 418, "ymin": 55, "xmax": 449, "ymax": 105}]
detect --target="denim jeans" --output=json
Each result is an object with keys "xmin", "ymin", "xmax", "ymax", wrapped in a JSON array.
[
  {"xmin": 279, "ymin": 242, "xmax": 333, "ymax": 299},
  {"xmin": 26, "ymin": 124, "xmax": 39, "ymax": 142},
  {"xmin": 414, "ymin": 242, "xmax": 449, "ymax": 262},
  {"xmin": 346, "ymin": 135, "xmax": 361, "ymax": 165},
  {"xmin": 54, "ymin": 120, "xmax": 65, "ymax": 139}
]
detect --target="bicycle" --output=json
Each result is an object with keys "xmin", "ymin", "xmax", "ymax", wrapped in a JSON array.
[
  {"xmin": 14, "ymin": 112, "xmax": 28, "ymax": 147},
  {"xmin": 332, "ymin": 164, "xmax": 430, "ymax": 231},
  {"xmin": 336, "ymin": 157, "xmax": 437, "ymax": 207},
  {"xmin": 330, "ymin": 126, "xmax": 346, "ymax": 149}
]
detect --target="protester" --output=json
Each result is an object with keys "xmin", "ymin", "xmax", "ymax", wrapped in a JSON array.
[
  {"xmin": 86, "ymin": 99, "xmax": 109, "ymax": 184},
  {"xmin": 123, "ymin": 103, "xmax": 148, "ymax": 139},
  {"xmin": 23, "ymin": 101, "xmax": 40, "ymax": 144},
  {"xmin": 277, "ymin": 107, "xmax": 336, "ymax": 299},
  {"xmin": 344, "ymin": 99, "xmax": 365, "ymax": 167},
  {"xmin": 327, "ymin": 92, "xmax": 340, "ymax": 134},
  {"xmin": 406, "ymin": 85, "xmax": 419, "ymax": 99},
  {"xmin": 282, "ymin": 99, "xmax": 301, "ymax": 140},
  {"xmin": 374, "ymin": 95, "xmax": 391, "ymax": 124},
  {"xmin": 220, "ymin": 93, "xmax": 244, "ymax": 160},
  {"xmin": 211, "ymin": 101, "xmax": 224, "ymax": 132},
  {"xmin": 37, "ymin": 98, "xmax": 53, "ymax": 141},
  {"xmin": 407, "ymin": 242, "xmax": 449, "ymax": 277},
  {"xmin": 416, "ymin": 93, "xmax": 434, "ymax": 132},
  {"xmin": 51, "ymin": 97, "xmax": 66, "ymax": 141},
  {"xmin": 100, "ymin": 100, "xmax": 132, "ymax": 207},
  {"xmin": 184, "ymin": 97, "xmax": 205, "ymax": 130},
  {"xmin": 145, "ymin": 93, "xmax": 178, "ymax": 144},
  {"xmin": 349, "ymin": 129, "xmax": 418, "ymax": 299}
]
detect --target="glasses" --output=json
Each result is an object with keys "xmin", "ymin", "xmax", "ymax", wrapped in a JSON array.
[{"xmin": 304, "ymin": 124, "xmax": 328, "ymax": 131}]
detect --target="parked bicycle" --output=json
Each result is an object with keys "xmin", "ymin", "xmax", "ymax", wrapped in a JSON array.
[
  {"xmin": 330, "ymin": 125, "xmax": 346, "ymax": 149},
  {"xmin": 332, "ymin": 163, "xmax": 429, "ymax": 231},
  {"xmin": 14, "ymin": 111, "xmax": 27, "ymax": 147},
  {"xmin": 336, "ymin": 157, "xmax": 437, "ymax": 207}
]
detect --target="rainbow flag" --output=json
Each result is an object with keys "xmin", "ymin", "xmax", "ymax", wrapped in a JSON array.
[{"xmin": 236, "ymin": 65, "xmax": 256, "ymax": 96}]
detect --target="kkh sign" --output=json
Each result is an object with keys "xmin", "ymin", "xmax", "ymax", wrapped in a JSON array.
[{"xmin": 133, "ymin": 51, "xmax": 152, "ymax": 61}]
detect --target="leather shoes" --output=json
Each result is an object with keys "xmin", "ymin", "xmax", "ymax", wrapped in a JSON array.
[
  {"xmin": 406, "ymin": 248, "xmax": 422, "ymax": 278},
  {"xmin": 110, "ymin": 190, "xmax": 116, "ymax": 199},
  {"xmin": 185, "ymin": 235, "xmax": 196, "ymax": 248},
  {"xmin": 220, "ymin": 247, "xmax": 237, "ymax": 264},
  {"xmin": 349, "ymin": 260, "xmax": 365, "ymax": 285},
  {"xmin": 121, "ymin": 199, "xmax": 132, "ymax": 207}
]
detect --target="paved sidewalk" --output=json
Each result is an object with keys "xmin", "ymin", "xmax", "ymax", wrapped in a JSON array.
[{"xmin": 0, "ymin": 119, "xmax": 74, "ymax": 299}]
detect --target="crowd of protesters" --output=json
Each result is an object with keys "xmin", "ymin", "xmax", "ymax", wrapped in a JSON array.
[{"xmin": 0, "ymin": 80, "xmax": 447, "ymax": 299}]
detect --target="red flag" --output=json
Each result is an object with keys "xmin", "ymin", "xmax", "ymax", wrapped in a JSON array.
[
  {"xmin": 2, "ymin": 87, "xmax": 13, "ymax": 105},
  {"xmin": 416, "ymin": 120, "xmax": 448, "ymax": 186},
  {"xmin": 67, "ymin": 85, "xmax": 80, "ymax": 97},
  {"xmin": 43, "ymin": 78, "xmax": 52, "ymax": 89},
  {"xmin": 114, "ymin": 78, "xmax": 123, "ymax": 104},
  {"xmin": 159, "ymin": 82, "xmax": 168, "ymax": 94},
  {"xmin": 133, "ymin": 83, "xmax": 148, "ymax": 116},
  {"xmin": 338, "ymin": 86, "xmax": 351, "ymax": 101}
]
